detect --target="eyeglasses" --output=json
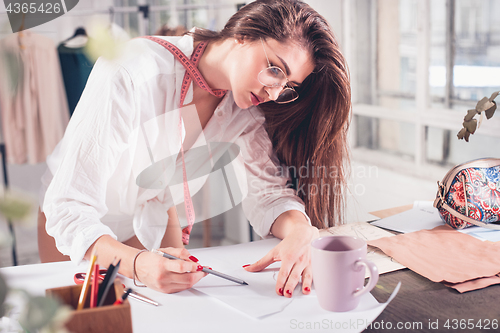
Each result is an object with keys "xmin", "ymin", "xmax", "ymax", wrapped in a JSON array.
[{"xmin": 257, "ymin": 38, "xmax": 299, "ymax": 104}]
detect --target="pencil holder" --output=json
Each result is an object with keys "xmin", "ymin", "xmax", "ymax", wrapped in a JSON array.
[{"xmin": 46, "ymin": 280, "xmax": 133, "ymax": 333}]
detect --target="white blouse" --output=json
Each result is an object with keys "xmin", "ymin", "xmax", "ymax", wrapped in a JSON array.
[{"xmin": 40, "ymin": 34, "xmax": 310, "ymax": 264}]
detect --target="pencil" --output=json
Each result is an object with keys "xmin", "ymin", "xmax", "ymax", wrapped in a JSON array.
[
  {"xmin": 90, "ymin": 263, "xmax": 99, "ymax": 308},
  {"xmin": 97, "ymin": 257, "xmax": 116, "ymax": 305},
  {"xmin": 97, "ymin": 259, "xmax": 121, "ymax": 307},
  {"xmin": 77, "ymin": 253, "xmax": 97, "ymax": 310},
  {"xmin": 151, "ymin": 249, "xmax": 248, "ymax": 285},
  {"xmin": 128, "ymin": 290, "xmax": 160, "ymax": 306}
]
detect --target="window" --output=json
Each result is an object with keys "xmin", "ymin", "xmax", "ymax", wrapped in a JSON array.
[
  {"xmin": 349, "ymin": 0, "xmax": 500, "ymax": 170},
  {"xmin": 111, "ymin": 0, "xmax": 235, "ymax": 37}
]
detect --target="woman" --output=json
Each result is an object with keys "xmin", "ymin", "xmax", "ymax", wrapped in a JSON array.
[{"xmin": 38, "ymin": 0, "xmax": 351, "ymax": 298}]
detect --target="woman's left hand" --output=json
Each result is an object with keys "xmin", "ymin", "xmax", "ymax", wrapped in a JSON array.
[{"xmin": 243, "ymin": 210, "xmax": 319, "ymax": 298}]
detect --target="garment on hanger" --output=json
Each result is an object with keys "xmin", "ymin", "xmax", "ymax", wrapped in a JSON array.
[
  {"xmin": 0, "ymin": 31, "xmax": 69, "ymax": 164},
  {"xmin": 62, "ymin": 27, "xmax": 88, "ymax": 48},
  {"xmin": 58, "ymin": 27, "xmax": 95, "ymax": 116}
]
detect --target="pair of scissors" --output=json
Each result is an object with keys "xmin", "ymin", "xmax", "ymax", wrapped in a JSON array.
[
  {"xmin": 74, "ymin": 270, "xmax": 160, "ymax": 306},
  {"xmin": 74, "ymin": 269, "xmax": 107, "ymax": 284}
]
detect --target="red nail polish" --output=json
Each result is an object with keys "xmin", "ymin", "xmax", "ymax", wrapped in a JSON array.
[
  {"xmin": 208, "ymin": 267, "xmax": 213, "ymax": 270},
  {"xmin": 305, "ymin": 287, "xmax": 311, "ymax": 292},
  {"xmin": 242, "ymin": 264, "xmax": 250, "ymax": 268},
  {"xmin": 286, "ymin": 290, "xmax": 292, "ymax": 295},
  {"xmin": 278, "ymin": 288, "xmax": 283, "ymax": 295},
  {"xmin": 197, "ymin": 265, "xmax": 203, "ymax": 271},
  {"xmin": 189, "ymin": 256, "xmax": 199, "ymax": 262}
]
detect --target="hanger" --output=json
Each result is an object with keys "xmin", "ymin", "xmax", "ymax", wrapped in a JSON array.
[
  {"xmin": 63, "ymin": 26, "xmax": 89, "ymax": 48},
  {"xmin": 109, "ymin": 7, "xmax": 115, "ymax": 28},
  {"xmin": 72, "ymin": 27, "xmax": 87, "ymax": 38},
  {"xmin": 107, "ymin": 7, "xmax": 115, "ymax": 36}
]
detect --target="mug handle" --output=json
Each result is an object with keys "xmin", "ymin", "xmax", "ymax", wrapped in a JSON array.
[{"xmin": 353, "ymin": 259, "xmax": 379, "ymax": 298}]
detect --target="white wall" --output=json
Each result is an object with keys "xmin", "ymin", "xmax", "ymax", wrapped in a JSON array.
[{"xmin": 305, "ymin": 0, "xmax": 343, "ymax": 46}]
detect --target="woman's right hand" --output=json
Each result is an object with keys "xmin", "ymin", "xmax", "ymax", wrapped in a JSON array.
[{"xmin": 134, "ymin": 247, "xmax": 207, "ymax": 293}]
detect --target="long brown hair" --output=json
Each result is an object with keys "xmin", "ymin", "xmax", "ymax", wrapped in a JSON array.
[{"xmin": 189, "ymin": 0, "xmax": 351, "ymax": 229}]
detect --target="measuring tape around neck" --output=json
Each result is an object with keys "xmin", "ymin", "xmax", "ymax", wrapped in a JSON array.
[{"xmin": 141, "ymin": 36, "xmax": 226, "ymax": 245}]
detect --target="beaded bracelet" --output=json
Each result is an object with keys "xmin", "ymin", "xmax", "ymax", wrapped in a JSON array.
[{"xmin": 133, "ymin": 249, "xmax": 148, "ymax": 287}]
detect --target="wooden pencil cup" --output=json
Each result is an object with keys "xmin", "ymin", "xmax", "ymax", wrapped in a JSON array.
[{"xmin": 46, "ymin": 280, "xmax": 133, "ymax": 333}]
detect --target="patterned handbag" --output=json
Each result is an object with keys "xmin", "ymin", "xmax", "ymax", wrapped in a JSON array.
[{"xmin": 433, "ymin": 158, "xmax": 500, "ymax": 230}]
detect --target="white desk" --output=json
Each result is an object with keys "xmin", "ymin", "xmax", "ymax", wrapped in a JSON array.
[{"xmin": 0, "ymin": 239, "xmax": 396, "ymax": 333}]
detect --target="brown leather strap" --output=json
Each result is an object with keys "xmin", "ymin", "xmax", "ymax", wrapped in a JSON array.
[
  {"xmin": 436, "ymin": 198, "xmax": 500, "ymax": 230},
  {"xmin": 441, "ymin": 158, "xmax": 500, "ymax": 190}
]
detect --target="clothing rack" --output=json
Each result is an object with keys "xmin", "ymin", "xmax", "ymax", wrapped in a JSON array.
[{"xmin": 61, "ymin": 2, "xmax": 242, "ymax": 36}]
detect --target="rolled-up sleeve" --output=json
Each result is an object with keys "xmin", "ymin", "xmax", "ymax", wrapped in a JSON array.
[
  {"xmin": 235, "ymin": 119, "xmax": 311, "ymax": 238},
  {"xmin": 43, "ymin": 57, "xmax": 136, "ymax": 263}
]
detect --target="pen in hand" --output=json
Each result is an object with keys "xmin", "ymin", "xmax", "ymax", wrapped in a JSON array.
[{"xmin": 151, "ymin": 249, "xmax": 248, "ymax": 286}]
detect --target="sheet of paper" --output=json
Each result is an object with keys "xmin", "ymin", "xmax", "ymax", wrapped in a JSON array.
[
  {"xmin": 190, "ymin": 277, "xmax": 400, "ymax": 333},
  {"xmin": 191, "ymin": 238, "xmax": 287, "ymax": 318},
  {"xmin": 274, "ymin": 282, "xmax": 401, "ymax": 333},
  {"xmin": 323, "ymin": 222, "xmax": 406, "ymax": 277},
  {"xmin": 459, "ymin": 226, "xmax": 500, "ymax": 242},
  {"xmin": 370, "ymin": 207, "xmax": 444, "ymax": 233},
  {"xmin": 324, "ymin": 221, "xmax": 397, "ymax": 239},
  {"xmin": 190, "ymin": 238, "xmax": 401, "ymax": 329},
  {"xmin": 194, "ymin": 262, "xmax": 292, "ymax": 319},
  {"xmin": 413, "ymin": 200, "xmax": 434, "ymax": 209}
]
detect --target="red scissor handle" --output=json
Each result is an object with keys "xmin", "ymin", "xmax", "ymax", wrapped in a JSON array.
[
  {"xmin": 73, "ymin": 269, "xmax": 127, "ymax": 289},
  {"xmin": 74, "ymin": 269, "xmax": 107, "ymax": 284}
]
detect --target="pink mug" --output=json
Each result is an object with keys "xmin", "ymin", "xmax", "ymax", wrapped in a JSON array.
[{"xmin": 311, "ymin": 236, "xmax": 379, "ymax": 312}]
